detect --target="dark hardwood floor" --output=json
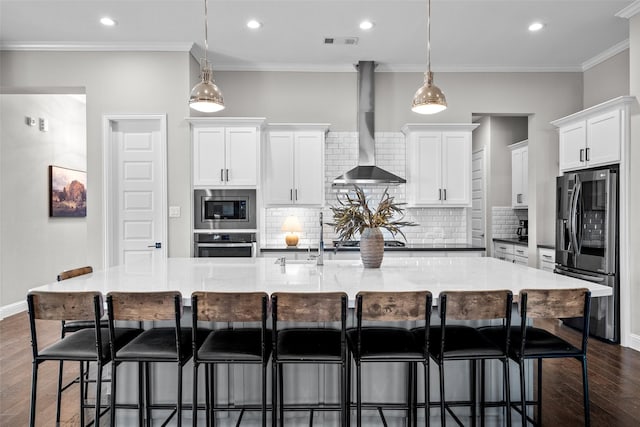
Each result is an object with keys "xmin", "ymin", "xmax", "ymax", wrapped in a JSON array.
[{"xmin": 1, "ymin": 311, "xmax": 639, "ymax": 426}]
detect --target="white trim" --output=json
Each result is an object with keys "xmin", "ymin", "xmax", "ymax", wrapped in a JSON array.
[
  {"xmin": 0, "ymin": 42, "xmax": 193, "ymax": 52},
  {"xmin": 582, "ymin": 40, "xmax": 630, "ymax": 71},
  {"xmin": 616, "ymin": 1, "xmax": 640, "ymax": 19},
  {"xmin": 629, "ymin": 334, "xmax": 640, "ymax": 352},
  {"xmin": 102, "ymin": 114, "xmax": 168, "ymax": 268},
  {"xmin": 550, "ymin": 96, "xmax": 636, "ymax": 127},
  {"xmin": 0, "ymin": 300, "xmax": 27, "ymax": 320}
]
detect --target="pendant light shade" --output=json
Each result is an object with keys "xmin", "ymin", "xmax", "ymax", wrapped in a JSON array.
[
  {"xmin": 412, "ymin": 0, "xmax": 447, "ymax": 114},
  {"xmin": 189, "ymin": 0, "xmax": 225, "ymax": 113}
]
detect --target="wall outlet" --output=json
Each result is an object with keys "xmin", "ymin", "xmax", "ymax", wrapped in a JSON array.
[
  {"xmin": 25, "ymin": 116, "xmax": 36, "ymax": 126},
  {"xmin": 39, "ymin": 118, "xmax": 49, "ymax": 132},
  {"xmin": 169, "ymin": 206, "xmax": 181, "ymax": 218}
]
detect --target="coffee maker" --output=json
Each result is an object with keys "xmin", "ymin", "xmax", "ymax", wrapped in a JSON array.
[{"xmin": 516, "ymin": 220, "xmax": 528, "ymax": 241}]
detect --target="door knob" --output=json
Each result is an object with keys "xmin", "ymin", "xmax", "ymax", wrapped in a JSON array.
[{"xmin": 148, "ymin": 242, "xmax": 162, "ymax": 249}]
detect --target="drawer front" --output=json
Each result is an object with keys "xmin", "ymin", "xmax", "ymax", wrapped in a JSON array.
[
  {"xmin": 514, "ymin": 246, "xmax": 528, "ymax": 258},
  {"xmin": 494, "ymin": 242, "xmax": 514, "ymax": 256}
]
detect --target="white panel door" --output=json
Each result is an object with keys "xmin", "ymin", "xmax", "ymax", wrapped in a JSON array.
[
  {"xmin": 193, "ymin": 127, "xmax": 226, "ymax": 186},
  {"xmin": 226, "ymin": 127, "xmax": 258, "ymax": 186},
  {"xmin": 294, "ymin": 131, "xmax": 324, "ymax": 205},
  {"xmin": 110, "ymin": 117, "xmax": 166, "ymax": 268},
  {"xmin": 471, "ymin": 149, "xmax": 485, "ymax": 248},
  {"xmin": 414, "ymin": 133, "xmax": 442, "ymax": 204},
  {"xmin": 264, "ymin": 131, "xmax": 295, "ymax": 205},
  {"xmin": 442, "ymin": 132, "xmax": 471, "ymax": 205}
]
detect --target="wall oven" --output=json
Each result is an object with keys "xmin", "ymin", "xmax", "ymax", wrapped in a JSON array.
[
  {"xmin": 555, "ymin": 165, "xmax": 618, "ymax": 343},
  {"xmin": 194, "ymin": 189, "xmax": 257, "ymax": 230},
  {"xmin": 194, "ymin": 232, "xmax": 257, "ymax": 258}
]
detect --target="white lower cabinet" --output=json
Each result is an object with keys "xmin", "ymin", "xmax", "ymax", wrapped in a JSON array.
[
  {"xmin": 260, "ymin": 250, "xmax": 485, "ymax": 260},
  {"xmin": 493, "ymin": 241, "xmax": 528, "ymax": 265},
  {"xmin": 537, "ymin": 247, "xmax": 556, "ymax": 272}
]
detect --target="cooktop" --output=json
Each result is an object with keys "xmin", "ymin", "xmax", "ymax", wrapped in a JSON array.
[{"xmin": 332, "ymin": 240, "xmax": 406, "ymax": 248}]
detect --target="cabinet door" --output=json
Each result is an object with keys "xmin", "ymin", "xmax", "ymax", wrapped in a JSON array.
[
  {"xmin": 226, "ymin": 127, "xmax": 258, "ymax": 186},
  {"xmin": 559, "ymin": 121, "xmax": 586, "ymax": 172},
  {"xmin": 442, "ymin": 132, "xmax": 471, "ymax": 205},
  {"xmin": 294, "ymin": 131, "xmax": 324, "ymax": 205},
  {"xmin": 193, "ymin": 127, "xmax": 226, "ymax": 186},
  {"xmin": 264, "ymin": 131, "xmax": 295, "ymax": 205},
  {"xmin": 413, "ymin": 133, "xmax": 442, "ymax": 204},
  {"xmin": 511, "ymin": 147, "xmax": 528, "ymax": 208},
  {"xmin": 586, "ymin": 109, "xmax": 620, "ymax": 168}
]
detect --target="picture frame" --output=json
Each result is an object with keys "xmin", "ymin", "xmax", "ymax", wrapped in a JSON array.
[{"xmin": 49, "ymin": 165, "xmax": 87, "ymax": 217}]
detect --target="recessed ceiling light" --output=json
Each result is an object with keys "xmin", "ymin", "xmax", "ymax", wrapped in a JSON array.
[
  {"xmin": 359, "ymin": 20, "xmax": 374, "ymax": 30},
  {"xmin": 528, "ymin": 22, "xmax": 544, "ymax": 32},
  {"xmin": 100, "ymin": 17, "xmax": 116, "ymax": 27},
  {"xmin": 247, "ymin": 20, "xmax": 262, "ymax": 29}
]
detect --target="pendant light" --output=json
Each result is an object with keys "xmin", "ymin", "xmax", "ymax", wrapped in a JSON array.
[
  {"xmin": 411, "ymin": 0, "xmax": 447, "ymax": 114},
  {"xmin": 189, "ymin": 0, "xmax": 225, "ymax": 113}
]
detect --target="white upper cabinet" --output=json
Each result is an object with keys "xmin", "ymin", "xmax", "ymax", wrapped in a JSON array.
[
  {"xmin": 264, "ymin": 124, "xmax": 329, "ymax": 206},
  {"xmin": 509, "ymin": 140, "xmax": 528, "ymax": 209},
  {"xmin": 552, "ymin": 97, "xmax": 634, "ymax": 173},
  {"xmin": 190, "ymin": 118, "xmax": 265, "ymax": 188},
  {"xmin": 403, "ymin": 123, "xmax": 479, "ymax": 207}
]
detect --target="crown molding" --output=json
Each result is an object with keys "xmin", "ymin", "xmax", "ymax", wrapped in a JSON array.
[
  {"xmin": 0, "ymin": 42, "xmax": 193, "ymax": 52},
  {"xmin": 616, "ymin": 1, "xmax": 640, "ymax": 19},
  {"xmin": 582, "ymin": 39, "xmax": 630, "ymax": 71}
]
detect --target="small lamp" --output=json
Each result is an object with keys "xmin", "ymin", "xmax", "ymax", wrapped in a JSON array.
[{"xmin": 281, "ymin": 216, "xmax": 302, "ymax": 247}]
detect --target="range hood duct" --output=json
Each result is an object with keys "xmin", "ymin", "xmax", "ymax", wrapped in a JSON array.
[{"xmin": 333, "ymin": 61, "xmax": 406, "ymax": 185}]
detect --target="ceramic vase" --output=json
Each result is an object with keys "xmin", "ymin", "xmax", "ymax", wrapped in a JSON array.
[{"xmin": 359, "ymin": 227, "xmax": 384, "ymax": 268}]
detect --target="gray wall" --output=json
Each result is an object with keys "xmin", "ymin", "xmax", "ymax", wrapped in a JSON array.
[
  {"xmin": 583, "ymin": 50, "xmax": 630, "ymax": 109},
  {"xmin": 0, "ymin": 50, "xmax": 583, "ymax": 308},
  {"xmin": 0, "ymin": 94, "xmax": 86, "ymax": 307},
  {"xmin": 1, "ymin": 50, "xmax": 191, "ymax": 308}
]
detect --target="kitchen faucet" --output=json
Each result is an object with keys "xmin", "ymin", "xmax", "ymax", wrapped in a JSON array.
[{"xmin": 317, "ymin": 211, "xmax": 324, "ymax": 265}]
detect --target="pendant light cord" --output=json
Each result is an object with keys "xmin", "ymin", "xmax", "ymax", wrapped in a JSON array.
[
  {"xmin": 203, "ymin": 0, "xmax": 209, "ymax": 65},
  {"xmin": 426, "ymin": 0, "xmax": 431, "ymax": 74}
]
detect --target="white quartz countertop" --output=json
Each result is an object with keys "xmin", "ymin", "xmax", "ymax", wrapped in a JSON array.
[{"xmin": 32, "ymin": 257, "xmax": 612, "ymax": 304}]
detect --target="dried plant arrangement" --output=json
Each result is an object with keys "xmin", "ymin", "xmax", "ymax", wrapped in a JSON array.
[{"xmin": 329, "ymin": 185, "xmax": 417, "ymax": 241}]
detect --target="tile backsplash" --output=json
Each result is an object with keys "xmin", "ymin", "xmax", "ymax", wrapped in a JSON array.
[
  {"xmin": 263, "ymin": 131, "xmax": 468, "ymax": 247},
  {"xmin": 491, "ymin": 206, "xmax": 528, "ymax": 239}
]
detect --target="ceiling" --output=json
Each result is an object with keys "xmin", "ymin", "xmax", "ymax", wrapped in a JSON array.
[{"xmin": 0, "ymin": 0, "xmax": 634, "ymax": 72}]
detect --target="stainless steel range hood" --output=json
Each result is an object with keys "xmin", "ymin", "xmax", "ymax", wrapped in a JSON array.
[{"xmin": 333, "ymin": 61, "xmax": 406, "ymax": 185}]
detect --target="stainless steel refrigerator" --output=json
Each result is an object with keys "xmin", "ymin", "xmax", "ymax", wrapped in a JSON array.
[{"xmin": 555, "ymin": 165, "xmax": 619, "ymax": 343}]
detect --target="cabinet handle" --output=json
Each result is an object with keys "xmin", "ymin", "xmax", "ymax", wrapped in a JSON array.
[
  {"xmin": 225, "ymin": 169, "xmax": 229, "ymax": 181},
  {"xmin": 512, "ymin": 259, "xmax": 516, "ymax": 263},
  {"xmin": 295, "ymin": 189, "xmax": 298, "ymax": 201},
  {"xmin": 220, "ymin": 169, "xmax": 224, "ymax": 182},
  {"xmin": 516, "ymin": 194, "xmax": 522, "ymax": 204},
  {"xmin": 443, "ymin": 189, "xmax": 447, "ymax": 200},
  {"xmin": 438, "ymin": 189, "xmax": 442, "ymax": 200},
  {"xmin": 499, "ymin": 246, "xmax": 507, "ymax": 250},
  {"xmin": 542, "ymin": 255, "xmax": 552, "ymax": 259},
  {"xmin": 579, "ymin": 148, "xmax": 584, "ymax": 162},
  {"xmin": 586, "ymin": 147, "xmax": 590, "ymax": 161},
  {"xmin": 516, "ymin": 249, "xmax": 524, "ymax": 254},
  {"xmin": 290, "ymin": 189, "xmax": 293, "ymax": 201}
]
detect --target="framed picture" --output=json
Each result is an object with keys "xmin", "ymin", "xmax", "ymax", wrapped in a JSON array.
[{"xmin": 49, "ymin": 165, "xmax": 87, "ymax": 217}]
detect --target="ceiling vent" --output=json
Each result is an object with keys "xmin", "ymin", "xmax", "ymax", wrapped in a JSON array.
[{"xmin": 324, "ymin": 37, "xmax": 359, "ymax": 45}]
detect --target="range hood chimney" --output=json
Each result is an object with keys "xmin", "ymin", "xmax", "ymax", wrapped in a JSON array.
[{"xmin": 333, "ymin": 61, "xmax": 406, "ymax": 185}]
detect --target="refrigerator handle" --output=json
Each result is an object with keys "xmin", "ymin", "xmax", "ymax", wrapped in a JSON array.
[{"xmin": 570, "ymin": 179, "xmax": 582, "ymax": 255}]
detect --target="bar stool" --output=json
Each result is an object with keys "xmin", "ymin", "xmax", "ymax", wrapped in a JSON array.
[
  {"xmin": 480, "ymin": 288, "xmax": 591, "ymax": 427},
  {"xmin": 27, "ymin": 291, "xmax": 141, "ymax": 427},
  {"xmin": 415, "ymin": 290, "xmax": 513, "ymax": 427},
  {"xmin": 107, "ymin": 291, "xmax": 192, "ymax": 427},
  {"xmin": 271, "ymin": 292, "xmax": 348, "ymax": 427},
  {"xmin": 347, "ymin": 291, "xmax": 432, "ymax": 427},
  {"xmin": 55, "ymin": 266, "xmax": 107, "ymax": 424},
  {"xmin": 191, "ymin": 291, "xmax": 271, "ymax": 427}
]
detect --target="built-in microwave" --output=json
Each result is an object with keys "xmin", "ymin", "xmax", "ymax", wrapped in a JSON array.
[{"xmin": 194, "ymin": 189, "xmax": 257, "ymax": 230}]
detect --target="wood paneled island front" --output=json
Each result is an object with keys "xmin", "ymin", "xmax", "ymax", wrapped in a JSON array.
[{"xmin": 32, "ymin": 257, "xmax": 610, "ymax": 426}]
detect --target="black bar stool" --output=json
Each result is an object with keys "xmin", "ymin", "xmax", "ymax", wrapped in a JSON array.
[
  {"xmin": 27, "ymin": 291, "xmax": 141, "ymax": 427},
  {"xmin": 191, "ymin": 291, "xmax": 271, "ymax": 427},
  {"xmin": 107, "ymin": 291, "xmax": 192, "ymax": 427},
  {"xmin": 271, "ymin": 292, "xmax": 348, "ymax": 427},
  {"xmin": 416, "ymin": 290, "xmax": 513, "ymax": 427},
  {"xmin": 481, "ymin": 288, "xmax": 591, "ymax": 426},
  {"xmin": 347, "ymin": 290, "xmax": 433, "ymax": 427}
]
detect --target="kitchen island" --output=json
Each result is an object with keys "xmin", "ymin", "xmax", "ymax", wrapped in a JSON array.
[{"xmin": 32, "ymin": 257, "xmax": 609, "ymax": 426}]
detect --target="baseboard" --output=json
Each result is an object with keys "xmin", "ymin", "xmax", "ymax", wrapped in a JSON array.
[
  {"xmin": 629, "ymin": 333, "xmax": 640, "ymax": 352},
  {"xmin": 0, "ymin": 300, "xmax": 27, "ymax": 320}
]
